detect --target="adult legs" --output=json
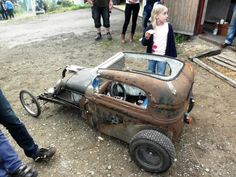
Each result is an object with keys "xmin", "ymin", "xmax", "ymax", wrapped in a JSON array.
[
  {"xmin": 0, "ymin": 89, "xmax": 38, "ymax": 158},
  {"xmin": 92, "ymin": 6, "xmax": 102, "ymax": 40},
  {"xmin": 142, "ymin": 10, "xmax": 151, "ymax": 32},
  {"xmin": 4, "ymin": 11, "xmax": 8, "ymax": 19},
  {"xmin": 101, "ymin": 7, "xmax": 112, "ymax": 40},
  {"xmin": 10, "ymin": 9, "xmax": 14, "ymax": 18},
  {"xmin": 7, "ymin": 9, "xmax": 14, "ymax": 18},
  {"xmin": 101, "ymin": 7, "xmax": 110, "ymax": 29},
  {"xmin": 1, "ymin": 10, "xmax": 8, "ymax": 20},
  {"xmin": 0, "ymin": 10, "xmax": 4, "ymax": 19},
  {"xmin": 6, "ymin": 9, "xmax": 13, "ymax": 19},
  {"xmin": 130, "ymin": 3, "xmax": 140, "ymax": 41},
  {"xmin": 0, "ymin": 132, "xmax": 38, "ymax": 177},
  {"xmin": 0, "ymin": 131, "xmax": 22, "ymax": 175},
  {"xmin": 121, "ymin": 4, "xmax": 132, "ymax": 43},
  {"xmin": 121, "ymin": 4, "xmax": 133, "ymax": 35},
  {"xmin": 224, "ymin": 5, "xmax": 236, "ymax": 45},
  {"xmin": 131, "ymin": 3, "xmax": 140, "ymax": 34}
]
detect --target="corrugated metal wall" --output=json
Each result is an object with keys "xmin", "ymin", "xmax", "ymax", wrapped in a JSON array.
[{"xmin": 165, "ymin": 0, "xmax": 200, "ymax": 35}]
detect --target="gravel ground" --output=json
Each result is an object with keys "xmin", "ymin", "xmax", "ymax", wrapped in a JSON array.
[{"xmin": 0, "ymin": 9, "xmax": 236, "ymax": 177}]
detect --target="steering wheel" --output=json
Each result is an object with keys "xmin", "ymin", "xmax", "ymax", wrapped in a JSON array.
[{"xmin": 109, "ymin": 82, "xmax": 127, "ymax": 101}]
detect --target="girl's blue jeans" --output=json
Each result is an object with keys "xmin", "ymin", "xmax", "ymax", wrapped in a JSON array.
[{"xmin": 147, "ymin": 60, "xmax": 167, "ymax": 75}]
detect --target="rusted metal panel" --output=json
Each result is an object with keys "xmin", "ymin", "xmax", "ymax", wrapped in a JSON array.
[
  {"xmin": 165, "ymin": 0, "xmax": 200, "ymax": 35},
  {"xmin": 84, "ymin": 61, "xmax": 194, "ymax": 142},
  {"xmin": 19, "ymin": 52, "xmax": 195, "ymax": 173}
]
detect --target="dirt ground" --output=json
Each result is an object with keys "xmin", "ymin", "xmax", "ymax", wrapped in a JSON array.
[{"xmin": 0, "ymin": 9, "xmax": 236, "ymax": 177}]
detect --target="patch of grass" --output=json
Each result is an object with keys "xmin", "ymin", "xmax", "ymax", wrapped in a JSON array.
[
  {"xmin": 175, "ymin": 33, "xmax": 189, "ymax": 44},
  {"xmin": 14, "ymin": 5, "xmax": 26, "ymax": 16},
  {"xmin": 47, "ymin": 2, "xmax": 90, "ymax": 13}
]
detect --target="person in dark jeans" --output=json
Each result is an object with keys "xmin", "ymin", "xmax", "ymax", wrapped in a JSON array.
[
  {"xmin": 0, "ymin": 88, "xmax": 56, "ymax": 163},
  {"xmin": 222, "ymin": 4, "xmax": 236, "ymax": 48},
  {"xmin": 87, "ymin": 0, "xmax": 113, "ymax": 41},
  {"xmin": 120, "ymin": 0, "xmax": 140, "ymax": 43},
  {"xmin": 0, "ymin": 131, "xmax": 38, "ymax": 177},
  {"xmin": 0, "ymin": 0, "xmax": 8, "ymax": 20},
  {"xmin": 142, "ymin": 0, "xmax": 164, "ymax": 32}
]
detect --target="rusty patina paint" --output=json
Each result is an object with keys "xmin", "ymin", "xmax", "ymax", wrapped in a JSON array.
[{"xmin": 84, "ymin": 60, "xmax": 194, "ymax": 142}]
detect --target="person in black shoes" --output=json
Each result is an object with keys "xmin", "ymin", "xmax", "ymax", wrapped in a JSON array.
[
  {"xmin": 120, "ymin": 0, "xmax": 140, "ymax": 43},
  {"xmin": 10, "ymin": 165, "xmax": 38, "ymax": 177},
  {"xmin": 0, "ymin": 130, "xmax": 38, "ymax": 177},
  {"xmin": 0, "ymin": 88, "xmax": 56, "ymax": 163},
  {"xmin": 87, "ymin": 0, "xmax": 113, "ymax": 40}
]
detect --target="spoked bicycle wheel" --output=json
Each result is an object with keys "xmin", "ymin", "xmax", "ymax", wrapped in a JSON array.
[{"xmin": 19, "ymin": 90, "xmax": 41, "ymax": 117}]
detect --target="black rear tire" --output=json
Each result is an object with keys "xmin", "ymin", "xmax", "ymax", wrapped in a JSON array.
[
  {"xmin": 129, "ymin": 130, "xmax": 175, "ymax": 173},
  {"xmin": 19, "ymin": 90, "xmax": 41, "ymax": 117}
]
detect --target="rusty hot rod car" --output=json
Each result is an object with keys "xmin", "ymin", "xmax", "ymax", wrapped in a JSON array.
[{"xmin": 19, "ymin": 52, "xmax": 194, "ymax": 173}]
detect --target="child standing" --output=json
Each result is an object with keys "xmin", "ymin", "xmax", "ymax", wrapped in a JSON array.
[
  {"xmin": 120, "ymin": 0, "xmax": 140, "ymax": 43},
  {"xmin": 141, "ymin": 4, "xmax": 176, "ymax": 75}
]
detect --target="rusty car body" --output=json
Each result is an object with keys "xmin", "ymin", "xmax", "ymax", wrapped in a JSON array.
[{"xmin": 20, "ymin": 52, "xmax": 195, "ymax": 173}]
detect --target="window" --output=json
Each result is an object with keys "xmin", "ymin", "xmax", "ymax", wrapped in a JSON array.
[{"xmin": 92, "ymin": 77, "xmax": 148, "ymax": 109}]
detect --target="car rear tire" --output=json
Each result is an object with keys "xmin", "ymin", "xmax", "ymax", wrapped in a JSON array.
[
  {"xmin": 129, "ymin": 130, "xmax": 175, "ymax": 173},
  {"xmin": 19, "ymin": 90, "xmax": 41, "ymax": 117}
]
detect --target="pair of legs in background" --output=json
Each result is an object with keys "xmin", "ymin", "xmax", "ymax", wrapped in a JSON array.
[
  {"xmin": 142, "ymin": 8, "xmax": 151, "ymax": 33},
  {"xmin": 121, "ymin": 3, "xmax": 140, "ymax": 43},
  {"xmin": 223, "ymin": 5, "xmax": 236, "ymax": 47},
  {"xmin": 6, "ymin": 9, "xmax": 14, "ymax": 18},
  {"xmin": 0, "ymin": 10, "xmax": 8, "ymax": 20},
  {"xmin": 92, "ymin": 6, "xmax": 112, "ymax": 41}
]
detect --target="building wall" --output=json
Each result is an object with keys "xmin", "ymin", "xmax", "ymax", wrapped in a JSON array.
[{"xmin": 165, "ymin": 0, "xmax": 200, "ymax": 35}]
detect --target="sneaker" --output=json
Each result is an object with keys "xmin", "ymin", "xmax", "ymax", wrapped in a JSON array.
[
  {"xmin": 95, "ymin": 33, "xmax": 102, "ymax": 41},
  {"xmin": 32, "ymin": 147, "xmax": 56, "ymax": 162},
  {"xmin": 221, "ymin": 43, "xmax": 231, "ymax": 48},
  {"xmin": 11, "ymin": 165, "xmax": 38, "ymax": 177},
  {"xmin": 107, "ymin": 32, "xmax": 112, "ymax": 40}
]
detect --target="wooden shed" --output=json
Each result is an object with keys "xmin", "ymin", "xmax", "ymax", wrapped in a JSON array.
[{"xmin": 165, "ymin": 0, "xmax": 236, "ymax": 36}]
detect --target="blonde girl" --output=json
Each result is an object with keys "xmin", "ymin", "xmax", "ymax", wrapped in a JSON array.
[{"xmin": 141, "ymin": 4, "xmax": 177, "ymax": 74}]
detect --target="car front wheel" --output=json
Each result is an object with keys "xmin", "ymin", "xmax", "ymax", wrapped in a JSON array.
[
  {"xmin": 19, "ymin": 90, "xmax": 41, "ymax": 117},
  {"xmin": 129, "ymin": 130, "xmax": 176, "ymax": 173}
]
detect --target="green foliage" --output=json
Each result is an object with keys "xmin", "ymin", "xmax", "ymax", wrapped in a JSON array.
[
  {"xmin": 70, "ymin": 4, "xmax": 90, "ymax": 10},
  {"xmin": 46, "ymin": 0, "xmax": 59, "ymax": 12},
  {"xmin": 175, "ymin": 33, "xmax": 189, "ymax": 44},
  {"xmin": 45, "ymin": 0, "xmax": 90, "ymax": 13},
  {"xmin": 61, "ymin": 0, "xmax": 73, "ymax": 7},
  {"xmin": 14, "ymin": 5, "xmax": 25, "ymax": 15}
]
